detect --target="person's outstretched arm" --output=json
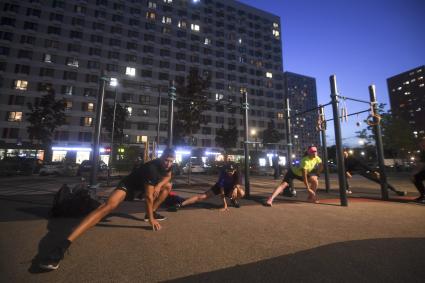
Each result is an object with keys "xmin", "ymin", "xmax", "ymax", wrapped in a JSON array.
[
  {"xmin": 219, "ymin": 187, "xmax": 228, "ymax": 211},
  {"xmin": 145, "ymin": 185, "xmax": 161, "ymax": 231}
]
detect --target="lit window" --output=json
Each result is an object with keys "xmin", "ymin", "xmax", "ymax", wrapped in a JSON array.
[
  {"xmin": 204, "ymin": 37, "xmax": 211, "ymax": 45},
  {"xmin": 273, "ymin": 23, "xmax": 279, "ymax": 28},
  {"xmin": 126, "ymin": 67, "xmax": 136, "ymax": 76},
  {"xmin": 126, "ymin": 106, "xmax": 133, "ymax": 116},
  {"xmin": 66, "ymin": 57, "xmax": 79, "ymax": 67},
  {"xmin": 419, "ymin": 83, "xmax": 424, "ymax": 87},
  {"xmin": 178, "ymin": 20, "xmax": 187, "ymax": 28},
  {"xmin": 418, "ymin": 76, "xmax": 423, "ymax": 80},
  {"xmin": 215, "ymin": 93, "xmax": 224, "ymax": 101},
  {"xmin": 43, "ymin": 54, "xmax": 52, "ymax": 63},
  {"xmin": 266, "ymin": 72, "xmax": 273, "ymax": 78},
  {"xmin": 397, "ymin": 86, "xmax": 402, "ymax": 90},
  {"xmin": 277, "ymin": 112, "xmax": 284, "ymax": 119},
  {"xmin": 162, "ymin": 16, "xmax": 172, "ymax": 24},
  {"xmin": 163, "ymin": 0, "xmax": 173, "ymax": 3},
  {"xmin": 87, "ymin": 103, "xmax": 94, "ymax": 112},
  {"xmin": 191, "ymin": 24, "xmax": 200, "ymax": 32},
  {"xmin": 273, "ymin": 30, "xmax": 280, "ymax": 38},
  {"xmin": 64, "ymin": 85, "xmax": 74, "ymax": 95},
  {"xmin": 136, "ymin": 135, "xmax": 148, "ymax": 143},
  {"xmin": 7, "ymin": 111, "xmax": 22, "ymax": 122},
  {"xmin": 148, "ymin": 1, "xmax": 156, "ymax": 9},
  {"xmin": 238, "ymin": 38, "xmax": 242, "ymax": 44},
  {"xmin": 83, "ymin": 117, "xmax": 93, "ymax": 126},
  {"xmin": 65, "ymin": 101, "xmax": 73, "ymax": 110},
  {"xmin": 14, "ymin": 80, "xmax": 28, "ymax": 90},
  {"xmin": 146, "ymin": 11, "xmax": 156, "ymax": 20}
]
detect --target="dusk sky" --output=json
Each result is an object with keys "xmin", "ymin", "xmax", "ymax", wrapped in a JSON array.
[{"xmin": 239, "ymin": 0, "xmax": 425, "ymax": 146}]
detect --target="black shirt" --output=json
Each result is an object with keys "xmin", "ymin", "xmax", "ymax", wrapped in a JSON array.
[{"xmin": 121, "ymin": 158, "xmax": 171, "ymax": 191}]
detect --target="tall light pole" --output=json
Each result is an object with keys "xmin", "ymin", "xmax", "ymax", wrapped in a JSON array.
[{"xmin": 107, "ymin": 77, "xmax": 118, "ymax": 184}]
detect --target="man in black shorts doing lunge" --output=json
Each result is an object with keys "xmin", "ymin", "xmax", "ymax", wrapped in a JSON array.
[{"xmin": 39, "ymin": 148, "xmax": 176, "ymax": 271}]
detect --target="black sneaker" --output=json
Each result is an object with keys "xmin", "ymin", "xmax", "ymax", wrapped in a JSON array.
[
  {"xmin": 231, "ymin": 198, "xmax": 240, "ymax": 208},
  {"xmin": 39, "ymin": 241, "xmax": 70, "ymax": 271},
  {"xmin": 144, "ymin": 212, "xmax": 167, "ymax": 222},
  {"xmin": 168, "ymin": 203, "xmax": 182, "ymax": 212},
  {"xmin": 414, "ymin": 196, "xmax": 425, "ymax": 202}
]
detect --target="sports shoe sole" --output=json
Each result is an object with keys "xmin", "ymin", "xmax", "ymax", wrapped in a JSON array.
[
  {"xmin": 39, "ymin": 263, "xmax": 60, "ymax": 270},
  {"xmin": 143, "ymin": 216, "xmax": 167, "ymax": 222}
]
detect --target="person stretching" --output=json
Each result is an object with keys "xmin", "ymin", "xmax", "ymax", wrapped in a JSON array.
[
  {"xmin": 174, "ymin": 163, "xmax": 244, "ymax": 211},
  {"xmin": 39, "ymin": 148, "xmax": 176, "ymax": 271},
  {"xmin": 266, "ymin": 146, "xmax": 323, "ymax": 206}
]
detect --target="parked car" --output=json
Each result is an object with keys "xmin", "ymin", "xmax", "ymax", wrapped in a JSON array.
[
  {"xmin": 182, "ymin": 162, "xmax": 206, "ymax": 174},
  {"xmin": 0, "ymin": 157, "xmax": 43, "ymax": 176},
  {"xmin": 77, "ymin": 160, "xmax": 108, "ymax": 176},
  {"xmin": 39, "ymin": 162, "xmax": 65, "ymax": 176}
]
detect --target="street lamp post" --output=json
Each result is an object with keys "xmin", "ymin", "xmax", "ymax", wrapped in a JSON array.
[{"xmin": 107, "ymin": 78, "xmax": 118, "ymax": 184}]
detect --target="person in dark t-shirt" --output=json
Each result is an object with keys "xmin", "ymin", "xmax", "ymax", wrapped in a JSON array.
[
  {"xmin": 343, "ymin": 149, "xmax": 405, "ymax": 195},
  {"xmin": 39, "ymin": 148, "xmax": 176, "ymax": 271},
  {"xmin": 173, "ymin": 163, "xmax": 245, "ymax": 211}
]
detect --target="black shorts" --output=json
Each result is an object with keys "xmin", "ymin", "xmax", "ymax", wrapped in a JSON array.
[
  {"xmin": 114, "ymin": 181, "xmax": 145, "ymax": 201},
  {"xmin": 210, "ymin": 183, "xmax": 235, "ymax": 197},
  {"xmin": 282, "ymin": 170, "xmax": 318, "ymax": 183}
]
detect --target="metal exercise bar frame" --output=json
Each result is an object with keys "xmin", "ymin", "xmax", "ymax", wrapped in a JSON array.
[
  {"xmin": 319, "ymin": 105, "xmax": 331, "ymax": 193},
  {"xmin": 242, "ymin": 91, "xmax": 251, "ymax": 198},
  {"xmin": 291, "ymin": 101, "xmax": 332, "ymax": 118},
  {"xmin": 337, "ymin": 95, "xmax": 371, "ymax": 105},
  {"xmin": 285, "ymin": 97, "xmax": 294, "ymax": 190},
  {"xmin": 330, "ymin": 75, "xmax": 348, "ymax": 206},
  {"xmin": 369, "ymin": 85, "xmax": 389, "ymax": 200},
  {"xmin": 90, "ymin": 70, "xmax": 108, "ymax": 190},
  {"xmin": 324, "ymin": 109, "xmax": 370, "ymax": 122}
]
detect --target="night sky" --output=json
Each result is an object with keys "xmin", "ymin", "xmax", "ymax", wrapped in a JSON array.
[{"xmin": 238, "ymin": 0, "xmax": 425, "ymax": 146}]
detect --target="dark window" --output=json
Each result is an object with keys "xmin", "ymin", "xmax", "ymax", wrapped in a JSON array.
[
  {"xmin": 1, "ymin": 17, "xmax": 16, "ymax": 26},
  {"xmin": 47, "ymin": 26, "xmax": 61, "ymax": 35},
  {"xmin": 108, "ymin": 51, "xmax": 120, "ymax": 59},
  {"xmin": 142, "ymin": 57, "xmax": 154, "ymax": 65},
  {"xmin": 70, "ymin": 30, "xmax": 83, "ymax": 39},
  {"xmin": 14, "ymin": 64, "xmax": 30, "ymax": 75},
  {"xmin": 24, "ymin": 21, "xmax": 38, "ymax": 31},
  {"xmin": 0, "ymin": 31, "xmax": 13, "ymax": 41},
  {"xmin": 20, "ymin": 35, "xmax": 36, "ymax": 45},
  {"xmin": 17, "ymin": 50, "xmax": 33, "ymax": 59},
  {"xmin": 0, "ymin": 46, "xmax": 10, "ymax": 56}
]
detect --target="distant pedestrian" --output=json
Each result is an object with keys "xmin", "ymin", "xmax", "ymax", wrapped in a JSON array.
[
  {"xmin": 266, "ymin": 146, "xmax": 323, "ymax": 206},
  {"xmin": 39, "ymin": 148, "xmax": 176, "ymax": 271},
  {"xmin": 172, "ymin": 163, "xmax": 244, "ymax": 211},
  {"xmin": 411, "ymin": 138, "xmax": 425, "ymax": 203}
]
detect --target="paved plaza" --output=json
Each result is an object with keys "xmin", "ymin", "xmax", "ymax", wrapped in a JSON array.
[{"xmin": 0, "ymin": 173, "xmax": 424, "ymax": 282}]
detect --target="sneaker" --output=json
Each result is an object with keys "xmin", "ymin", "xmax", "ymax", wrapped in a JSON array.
[
  {"xmin": 144, "ymin": 212, "xmax": 167, "ymax": 222},
  {"xmin": 231, "ymin": 198, "xmax": 240, "ymax": 208},
  {"xmin": 39, "ymin": 241, "xmax": 70, "ymax": 271},
  {"xmin": 414, "ymin": 196, "xmax": 425, "ymax": 202},
  {"xmin": 168, "ymin": 203, "xmax": 182, "ymax": 212},
  {"xmin": 264, "ymin": 198, "xmax": 273, "ymax": 207},
  {"xmin": 346, "ymin": 189, "xmax": 352, "ymax": 194}
]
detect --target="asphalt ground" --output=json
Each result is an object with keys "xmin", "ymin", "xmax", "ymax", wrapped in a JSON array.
[{"xmin": 0, "ymin": 173, "xmax": 424, "ymax": 282}]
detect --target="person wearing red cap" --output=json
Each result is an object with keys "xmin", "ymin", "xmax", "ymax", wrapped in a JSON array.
[{"xmin": 266, "ymin": 146, "xmax": 323, "ymax": 206}]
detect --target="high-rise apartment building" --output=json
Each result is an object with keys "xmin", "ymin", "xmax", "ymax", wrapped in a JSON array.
[
  {"xmin": 387, "ymin": 65, "xmax": 425, "ymax": 139},
  {"xmin": 0, "ymin": 0, "xmax": 285, "ymax": 162},
  {"xmin": 283, "ymin": 71, "xmax": 320, "ymax": 158}
]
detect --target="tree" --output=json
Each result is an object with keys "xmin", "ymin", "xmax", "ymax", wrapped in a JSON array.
[
  {"xmin": 215, "ymin": 125, "xmax": 238, "ymax": 161},
  {"xmin": 175, "ymin": 69, "xmax": 211, "ymax": 146},
  {"xmin": 261, "ymin": 120, "xmax": 281, "ymax": 150},
  {"xmin": 102, "ymin": 102, "xmax": 128, "ymax": 144},
  {"xmin": 27, "ymin": 89, "xmax": 66, "ymax": 161}
]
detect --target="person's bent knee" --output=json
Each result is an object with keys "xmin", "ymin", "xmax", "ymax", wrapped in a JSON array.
[
  {"xmin": 163, "ymin": 182, "xmax": 172, "ymax": 192},
  {"xmin": 238, "ymin": 189, "xmax": 245, "ymax": 198}
]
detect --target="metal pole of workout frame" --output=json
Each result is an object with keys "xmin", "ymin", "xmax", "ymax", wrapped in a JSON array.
[
  {"xmin": 90, "ymin": 70, "xmax": 108, "ymax": 191},
  {"xmin": 319, "ymin": 105, "xmax": 331, "ymax": 193},
  {"xmin": 368, "ymin": 85, "xmax": 389, "ymax": 200},
  {"xmin": 242, "ymin": 91, "xmax": 251, "ymax": 197},
  {"xmin": 330, "ymin": 75, "xmax": 348, "ymax": 206},
  {"xmin": 167, "ymin": 81, "xmax": 176, "ymax": 148},
  {"xmin": 284, "ymin": 97, "xmax": 294, "ymax": 190}
]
